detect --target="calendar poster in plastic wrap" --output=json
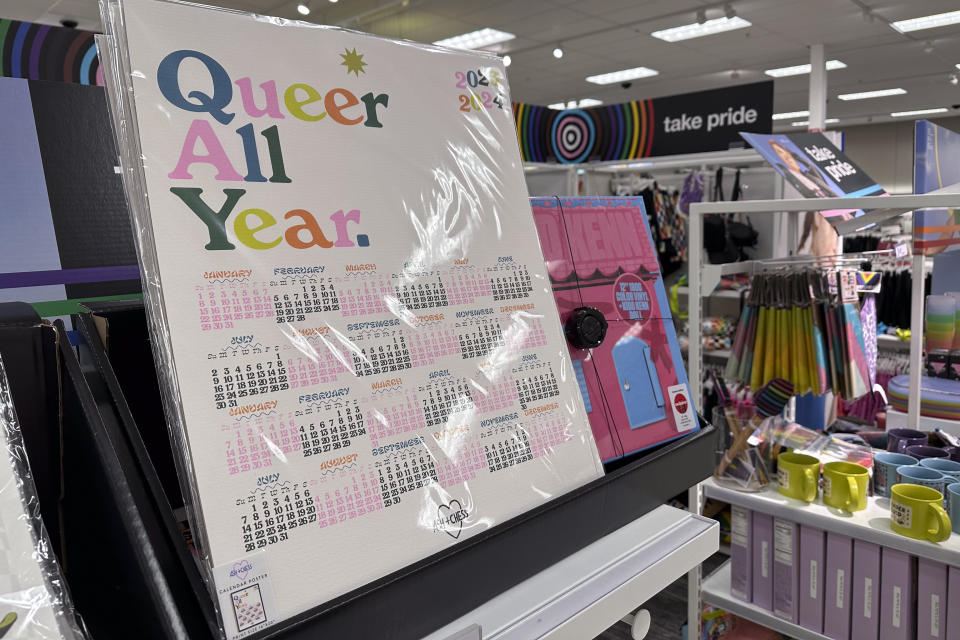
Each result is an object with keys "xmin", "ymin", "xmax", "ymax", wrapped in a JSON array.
[{"xmin": 99, "ymin": 0, "xmax": 602, "ymax": 636}]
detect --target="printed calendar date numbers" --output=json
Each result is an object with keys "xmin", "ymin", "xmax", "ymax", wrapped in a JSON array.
[
  {"xmin": 240, "ymin": 486, "xmax": 315, "ymax": 552},
  {"xmin": 211, "ymin": 354, "xmax": 288, "ymax": 409},
  {"xmin": 299, "ymin": 402, "xmax": 365, "ymax": 457}
]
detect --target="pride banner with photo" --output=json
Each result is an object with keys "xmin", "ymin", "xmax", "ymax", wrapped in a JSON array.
[{"xmin": 741, "ymin": 132, "xmax": 886, "ymax": 223}]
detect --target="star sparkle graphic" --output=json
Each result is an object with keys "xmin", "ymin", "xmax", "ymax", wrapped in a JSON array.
[{"xmin": 340, "ymin": 48, "xmax": 367, "ymax": 76}]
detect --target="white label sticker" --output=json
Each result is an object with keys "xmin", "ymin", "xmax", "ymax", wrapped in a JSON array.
[
  {"xmin": 761, "ymin": 540, "xmax": 770, "ymax": 578},
  {"xmin": 774, "ymin": 520, "xmax": 794, "ymax": 565},
  {"xmin": 891, "ymin": 501, "xmax": 913, "ymax": 529},
  {"xmin": 732, "ymin": 506, "xmax": 749, "ymax": 547},
  {"xmin": 864, "ymin": 577, "xmax": 873, "ymax": 618},
  {"xmin": 932, "ymin": 594, "xmax": 941, "ymax": 636},
  {"xmin": 667, "ymin": 384, "xmax": 696, "ymax": 432},
  {"xmin": 778, "ymin": 466, "xmax": 791, "ymax": 490},
  {"xmin": 214, "ymin": 553, "xmax": 278, "ymax": 640},
  {"xmin": 892, "ymin": 585, "xmax": 902, "ymax": 628},
  {"xmin": 895, "ymin": 242, "xmax": 908, "ymax": 258},
  {"xmin": 810, "ymin": 560, "xmax": 819, "ymax": 599},
  {"xmin": 823, "ymin": 475, "xmax": 832, "ymax": 498},
  {"xmin": 836, "ymin": 569, "xmax": 845, "ymax": 609}
]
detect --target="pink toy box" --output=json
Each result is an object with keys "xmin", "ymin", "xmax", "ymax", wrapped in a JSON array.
[{"xmin": 531, "ymin": 197, "xmax": 698, "ymax": 462}]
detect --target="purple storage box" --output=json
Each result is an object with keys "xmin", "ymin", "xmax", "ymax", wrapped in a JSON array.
[
  {"xmin": 773, "ymin": 518, "xmax": 799, "ymax": 623},
  {"xmin": 752, "ymin": 512, "xmax": 773, "ymax": 611},
  {"xmin": 947, "ymin": 567, "xmax": 960, "ymax": 640},
  {"xmin": 730, "ymin": 505, "xmax": 752, "ymax": 602},
  {"xmin": 823, "ymin": 533, "xmax": 853, "ymax": 640},
  {"xmin": 799, "ymin": 525, "xmax": 826, "ymax": 633},
  {"xmin": 851, "ymin": 540, "xmax": 881, "ymax": 640},
  {"xmin": 879, "ymin": 548, "xmax": 916, "ymax": 640},
  {"xmin": 917, "ymin": 558, "xmax": 946, "ymax": 640}
]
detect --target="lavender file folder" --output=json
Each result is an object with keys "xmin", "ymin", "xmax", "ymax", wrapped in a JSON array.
[
  {"xmin": 773, "ymin": 518, "xmax": 799, "ymax": 622},
  {"xmin": 752, "ymin": 512, "xmax": 774, "ymax": 611},
  {"xmin": 799, "ymin": 525, "xmax": 826, "ymax": 632},
  {"xmin": 730, "ymin": 505, "xmax": 752, "ymax": 602},
  {"xmin": 851, "ymin": 540, "xmax": 881, "ymax": 640},
  {"xmin": 823, "ymin": 533, "xmax": 853, "ymax": 640}
]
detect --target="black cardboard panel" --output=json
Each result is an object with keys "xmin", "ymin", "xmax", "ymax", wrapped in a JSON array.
[
  {"xmin": 0, "ymin": 303, "xmax": 63, "ymax": 552},
  {"xmin": 57, "ymin": 319, "xmax": 217, "ymax": 638}
]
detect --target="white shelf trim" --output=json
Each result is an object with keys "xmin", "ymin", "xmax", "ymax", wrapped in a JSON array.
[
  {"xmin": 703, "ymin": 477, "xmax": 960, "ymax": 567},
  {"xmin": 701, "ymin": 561, "xmax": 830, "ymax": 640},
  {"xmin": 424, "ymin": 505, "xmax": 718, "ymax": 640}
]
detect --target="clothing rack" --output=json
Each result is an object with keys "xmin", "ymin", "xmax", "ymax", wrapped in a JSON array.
[{"xmin": 685, "ymin": 191, "xmax": 960, "ymax": 640}]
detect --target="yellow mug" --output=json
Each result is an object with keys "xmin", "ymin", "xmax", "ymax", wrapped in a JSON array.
[
  {"xmin": 890, "ymin": 484, "xmax": 951, "ymax": 542},
  {"xmin": 822, "ymin": 461, "xmax": 868, "ymax": 512},
  {"xmin": 777, "ymin": 452, "xmax": 819, "ymax": 502}
]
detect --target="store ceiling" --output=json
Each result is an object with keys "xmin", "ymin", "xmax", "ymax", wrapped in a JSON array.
[{"xmin": 7, "ymin": 0, "xmax": 960, "ymax": 129}]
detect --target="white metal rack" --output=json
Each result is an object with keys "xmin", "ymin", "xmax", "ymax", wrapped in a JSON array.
[
  {"xmin": 425, "ymin": 505, "xmax": 717, "ymax": 640},
  {"xmin": 685, "ymin": 191, "xmax": 960, "ymax": 638}
]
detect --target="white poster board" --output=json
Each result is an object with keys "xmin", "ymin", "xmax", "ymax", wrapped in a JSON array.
[{"xmin": 102, "ymin": 0, "xmax": 602, "ymax": 636}]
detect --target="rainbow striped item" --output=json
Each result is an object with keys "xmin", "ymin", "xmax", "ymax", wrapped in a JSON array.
[
  {"xmin": 926, "ymin": 295, "xmax": 956, "ymax": 352},
  {"xmin": 946, "ymin": 292, "xmax": 960, "ymax": 350},
  {"xmin": 888, "ymin": 374, "xmax": 960, "ymax": 421},
  {"xmin": 756, "ymin": 377, "xmax": 794, "ymax": 418}
]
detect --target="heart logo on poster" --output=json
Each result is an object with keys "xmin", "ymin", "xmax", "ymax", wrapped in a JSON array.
[
  {"xmin": 230, "ymin": 559, "xmax": 253, "ymax": 581},
  {"xmin": 437, "ymin": 499, "xmax": 469, "ymax": 539}
]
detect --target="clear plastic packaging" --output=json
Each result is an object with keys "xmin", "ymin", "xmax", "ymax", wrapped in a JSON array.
[
  {"xmin": 0, "ymin": 356, "xmax": 86, "ymax": 639},
  {"xmin": 97, "ymin": 1, "xmax": 603, "ymax": 636}
]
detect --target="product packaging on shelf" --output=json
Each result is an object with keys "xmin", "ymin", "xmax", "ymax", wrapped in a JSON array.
[
  {"xmin": 823, "ymin": 532, "xmax": 853, "ymax": 640},
  {"xmin": 97, "ymin": 0, "xmax": 604, "ymax": 636},
  {"xmin": 530, "ymin": 197, "xmax": 698, "ymax": 462},
  {"xmin": 798, "ymin": 525, "xmax": 825, "ymax": 633},
  {"xmin": 730, "ymin": 505, "xmax": 752, "ymax": 602},
  {"xmin": 0, "ymin": 356, "xmax": 86, "ymax": 639},
  {"xmin": 947, "ymin": 567, "xmax": 960, "ymax": 640},
  {"xmin": 851, "ymin": 540, "xmax": 881, "ymax": 640},
  {"xmin": 772, "ymin": 518, "xmax": 798, "ymax": 623},
  {"xmin": 879, "ymin": 548, "xmax": 916, "ymax": 640},
  {"xmin": 752, "ymin": 511, "xmax": 773, "ymax": 611},
  {"xmin": 916, "ymin": 558, "xmax": 946, "ymax": 640}
]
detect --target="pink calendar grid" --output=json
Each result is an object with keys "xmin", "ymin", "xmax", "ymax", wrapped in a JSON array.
[
  {"xmin": 364, "ymin": 391, "xmax": 426, "ymax": 447},
  {"xmin": 470, "ymin": 376, "xmax": 518, "ymax": 413},
  {"xmin": 434, "ymin": 439, "xmax": 486, "ymax": 488},
  {"xmin": 196, "ymin": 281, "xmax": 273, "ymax": 331},
  {"xmin": 285, "ymin": 343, "xmax": 352, "ymax": 389},
  {"xmin": 501, "ymin": 317, "xmax": 547, "ymax": 352},
  {"xmin": 444, "ymin": 267, "xmax": 493, "ymax": 306},
  {"xmin": 527, "ymin": 415, "xmax": 571, "ymax": 458},
  {"xmin": 223, "ymin": 415, "xmax": 302, "ymax": 475},
  {"xmin": 224, "ymin": 428, "xmax": 273, "ymax": 476},
  {"xmin": 314, "ymin": 466, "xmax": 383, "ymax": 528},
  {"xmin": 408, "ymin": 325, "xmax": 461, "ymax": 367},
  {"xmin": 337, "ymin": 274, "xmax": 393, "ymax": 317}
]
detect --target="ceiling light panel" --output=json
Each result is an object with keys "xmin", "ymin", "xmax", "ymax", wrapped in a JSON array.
[
  {"xmin": 764, "ymin": 60, "xmax": 846, "ymax": 77},
  {"xmin": 891, "ymin": 10, "xmax": 960, "ymax": 33},
  {"xmin": 586, "ymin": 67, "xmax": 659, "ymax": 85},
  {"xmin": 837, "ymin": 88, "xmax": 906, "ymax": 101},
  {"xmin": 891, "ymin": 108, "xmax": 948, "ymax": 117},
  {"xmin": 434, "ymin": 28, "xmax": 515, "ymax": 50},
  {"xmin": 791, "ymin": 118, "xmax": 839, "ymax": 126},
  {"xmin": 772, "ymin": 110, "xmax": 810, "ymax": 120},
  {"xmin": 651, "ymin": 16, "xmax": 751, "ymax": 42}
]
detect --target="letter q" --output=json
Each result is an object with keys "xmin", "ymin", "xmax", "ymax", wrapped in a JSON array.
[{"xmin": 157, "ymin": 50, "xmax": 235, "ymax": 125}]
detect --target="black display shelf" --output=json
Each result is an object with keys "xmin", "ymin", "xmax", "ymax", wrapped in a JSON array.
[{"xmin": 2, "ymin": 299, "xmax": 715, "ymax": 639}]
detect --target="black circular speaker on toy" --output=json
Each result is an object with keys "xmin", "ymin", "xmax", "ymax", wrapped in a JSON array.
[{"xmin": 565, "ymin": 307, "xmax": 608, "ymax": 349}]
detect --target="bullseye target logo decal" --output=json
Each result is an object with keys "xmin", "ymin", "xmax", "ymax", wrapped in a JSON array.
[
  {"xmin": 551, "ymin": 109, "xmax": 596, "ymax": 164},
  {"xmin": 673, "ymin": 392, "xmax": 688, "ymax": 414}
]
